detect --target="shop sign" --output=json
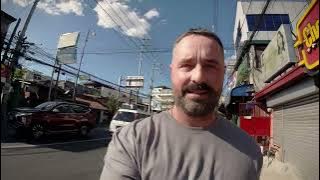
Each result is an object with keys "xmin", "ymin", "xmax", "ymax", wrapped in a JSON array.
[
  {"xmin": 294, "ymin": 0, "xmax": 319, "ymax": 71},
  {"xmin": 261, "ymin": 24, "xmax": 297, "ymax": 83}
]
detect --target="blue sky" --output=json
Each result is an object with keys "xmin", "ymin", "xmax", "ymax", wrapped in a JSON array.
[{"xmin": 2, "ymin": 0, "xmax": 237, "ymax": 94}]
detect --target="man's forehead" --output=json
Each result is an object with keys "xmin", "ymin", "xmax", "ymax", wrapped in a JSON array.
[
  {"xmin": 175, "ymin": 35, "xmax": 222, "ymax": 50},
  {"xmin": 173, "ymin": 35, "xmax": 224, "ymax": 60}
]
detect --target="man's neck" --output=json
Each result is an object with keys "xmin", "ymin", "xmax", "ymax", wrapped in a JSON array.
[{"xmin": 171, "ymin": 106, "xmax": 216, "ymax": 128}]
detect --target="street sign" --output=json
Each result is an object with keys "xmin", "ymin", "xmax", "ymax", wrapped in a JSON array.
[{"xmin": 125, "ymin": 76, "xmax": 144, "ymax": 88}]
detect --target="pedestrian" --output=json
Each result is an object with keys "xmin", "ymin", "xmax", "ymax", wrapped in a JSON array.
[{"xmin": 100, "ymin": 28, "xmax": 263, "ymax": 180}]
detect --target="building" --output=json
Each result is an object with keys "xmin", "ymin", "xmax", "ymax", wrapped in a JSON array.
[
  {"xmin": 151, "ymin": 86, "xmax": 174, "ymax": 111},
  {"xmin": 254, "ymin": 1, "xmax": 319, "ymax": 179},
  {"xmin": 229, "ymin": 0, "xmax": 319, "ymax": 179},
  {"xmin": 23, "ymin": 69, "xmax": 51, "ymax": 82},
  {"xmin": 83, "ymin": 80, "xmax": 133, "ymax": 103},
  {"xmin": 233, "ymin": 0, "xmax": 308, "ymax": 90},
  {"xmin": 226, "ymin": 0, "xmax": 309, "ymax": 118}
]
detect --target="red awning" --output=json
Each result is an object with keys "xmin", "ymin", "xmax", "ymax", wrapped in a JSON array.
[{"xmin": 255, "ymin": 65, "xmax": 306, "ymax": 100}]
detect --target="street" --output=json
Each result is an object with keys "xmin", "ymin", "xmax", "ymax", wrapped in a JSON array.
[{"xmin": 1, "ymin": 128, "xmax": 111, "ymax": 180}]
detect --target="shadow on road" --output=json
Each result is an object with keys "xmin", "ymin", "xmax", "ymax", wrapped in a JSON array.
[{"xmin": 3, "ymin": 127, "xmax": 113, "ymax": 153}]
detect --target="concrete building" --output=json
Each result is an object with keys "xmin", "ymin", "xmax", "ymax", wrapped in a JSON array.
[
  {"xmin": 151, "ymin": 86, "xmax": 174, "ymax": 111},
  {"xmin": 233, "ymin": 0, "xmax": 308, "ymax": 91},
  {"xmin": 23, "ymin": 69, "xmax": 51, "ymax": 82}
]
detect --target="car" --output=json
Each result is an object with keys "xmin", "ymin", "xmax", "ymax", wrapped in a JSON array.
[
  {"xmin": 109, "ymin": 108, "xmax": 150, "ymax": 133},
  {"xmin": 8, "ymin": 101, "xmax": 97, "ymax": 140}
]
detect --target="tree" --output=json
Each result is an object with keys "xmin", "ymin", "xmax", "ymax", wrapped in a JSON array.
[
  {"xmin": 236, "ymin": 58, "xmax": 250, "ymax": 86},
  {"xmin": 104, "ymin": 95, "xmax": 121, "ymax": 115},
  {"xmin": 13, "ymin": 68, "xmax": 26, "ymax": 80}
]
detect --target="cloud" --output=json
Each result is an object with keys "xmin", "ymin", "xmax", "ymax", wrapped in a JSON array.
[
  {"xmin": 12, "ymin": 0, "xmax": 84, "ymax": 16},
  {"xmin": 13, "ymin": 0, "xmax": 31, "ymax": 7},
  {"xmin": 144, "ymin": 8, "xmax": 159, "ymax": 20},
  {"xmin": 226, "ymin": 54, "xmax": 237, "ymax": 60},
  {"xmin": 94, "ymin": 1, "xmax": 159, "ymax": 38}
]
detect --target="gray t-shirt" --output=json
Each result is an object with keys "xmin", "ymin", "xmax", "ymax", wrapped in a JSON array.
[{"xmin": 100, "ymin": 111, "xmax": 263, "ymax": 180}]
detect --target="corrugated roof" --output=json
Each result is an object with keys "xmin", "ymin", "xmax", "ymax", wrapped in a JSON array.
[{"xmin": 75, "ymin": 97, "xmax": 108, "ymax": 111}]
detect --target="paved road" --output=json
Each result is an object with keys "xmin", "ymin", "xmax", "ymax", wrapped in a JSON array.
[{"xmin": 1, "ymin": 138, "xmax": 111, "ymax": 180}]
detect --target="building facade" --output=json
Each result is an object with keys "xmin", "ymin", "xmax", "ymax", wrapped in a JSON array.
[
  {"xmin": 151, "ymin": 86, "xmax": 174, "ymax": 111},
  {"xmin": 229, "ymin": 1, "xmax": 319, "ymax": 179}
]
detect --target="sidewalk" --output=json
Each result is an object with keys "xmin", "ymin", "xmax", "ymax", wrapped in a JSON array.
[{"xmin": 260, "ymin": 156, "xmax": 301, "ymax": 180}]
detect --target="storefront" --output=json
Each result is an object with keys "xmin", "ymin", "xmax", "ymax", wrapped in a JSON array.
[{"xmin": 255, "ymin": 1, "xmax": 319, "ymax": 179}]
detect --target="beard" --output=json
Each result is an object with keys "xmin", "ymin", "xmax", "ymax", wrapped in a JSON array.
[{"xmin": 174, "ymin": 82, "xmax": 221, "ymax": 117}]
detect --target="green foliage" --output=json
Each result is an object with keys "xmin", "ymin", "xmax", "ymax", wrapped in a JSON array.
[
  {"xmin": 13, "ymin": 68, "xmax": 26, "ymax": 80},
  {"xmin": 236, "ymin": 58, "xmax": 250, "ymax": 86},
  {"xmin": 104, "ymin": 95, "xmax": 121, "ymax": 114}
]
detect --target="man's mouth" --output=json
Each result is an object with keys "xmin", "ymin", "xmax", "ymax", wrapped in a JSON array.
[{"xmin": 185, "ymin": 90, "xmax": 209, "ymax": 99}]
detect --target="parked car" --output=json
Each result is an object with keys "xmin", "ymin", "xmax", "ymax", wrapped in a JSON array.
[
  {"xmin": 8, "ymin": 101, "xmax": 97, "ymax": 140},
  {"xmin": 109, "ymin": 108, "xmax": 150, "ymax": 133}
]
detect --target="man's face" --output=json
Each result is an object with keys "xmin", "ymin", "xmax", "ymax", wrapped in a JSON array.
[
  {"xmin": 277, "ymin": 33, "xmax": 283, "ymax": 48},
  {"xmin": 171, "ymin": 35, "xmax": 225, "ymax": 117}
]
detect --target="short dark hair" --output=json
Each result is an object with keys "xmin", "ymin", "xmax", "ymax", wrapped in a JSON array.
[{"xmin": 174, "ymin": 28, "xmax": 224, "ymax": 50}]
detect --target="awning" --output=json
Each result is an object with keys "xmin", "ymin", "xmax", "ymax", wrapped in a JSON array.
[
  {"xmin": 225, "ymin": 84, "xmax": 255, "ymax": 115},
  {"xmin": 255, "ymin": 65, "xmax": 306, "ymax": 101}
]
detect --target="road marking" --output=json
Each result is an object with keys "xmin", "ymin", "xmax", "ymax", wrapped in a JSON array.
[{"xmin": 1, "ymin": 137, "xmax": 112, "ymax": 149}]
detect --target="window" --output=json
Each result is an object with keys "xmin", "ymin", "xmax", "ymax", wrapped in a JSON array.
[
  {"xmin": 53, "ymin": 105, "xmax": 73, "ymax": 113},
  {"xmin": 246, "ymin": 14, "xmax": 290, "ymax": 31},
  {"xmin": 113, "ymin": 111, "xmax": 136, "ymax": 122},
  {"xmin": 136, "ymin": 113, "xmax": 149, "ymax": 119},
  {"xmin": 72, "ymin": 105, "xmax": 89, "ymax": 113}
]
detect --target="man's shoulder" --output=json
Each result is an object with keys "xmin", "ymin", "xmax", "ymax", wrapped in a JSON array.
[
  {"xmin": 115, "ymin": 111, "xmax": 167, "ymax": 139},
  {"xmin": 216, "ymin": 116, "xmax": 262, "ymax": 158}
]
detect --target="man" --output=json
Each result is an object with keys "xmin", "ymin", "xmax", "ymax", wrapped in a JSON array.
[{"xmin": 100, "ymin": 28, "xmax": 263, "ymax": 180}]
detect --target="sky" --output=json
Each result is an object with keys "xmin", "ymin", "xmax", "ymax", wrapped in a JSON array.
[{"xmin": 2, "ymin": 0, "xmax": 237, "ymax": 94}]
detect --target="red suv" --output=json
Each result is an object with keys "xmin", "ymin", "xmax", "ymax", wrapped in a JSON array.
[{"xmin": 8, "ymin": 101, "xmax": 97, "ymax": 140}]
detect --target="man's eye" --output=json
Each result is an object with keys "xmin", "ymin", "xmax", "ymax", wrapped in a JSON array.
[{"xmin": 180, "ymin": 64, "xmax": 193, "ymax": 69}]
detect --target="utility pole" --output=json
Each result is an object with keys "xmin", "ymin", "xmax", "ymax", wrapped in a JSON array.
[
  {"xmin": 10, "ymin": 0, "xmax": 40, "ymax": 80},
  {"xmin": 72, "ymin": 30, "xmax": 91, "ymax": 101},
  {"xmin": 148, "ymin": 62, "xmax": 159, "ymax": 113},
  {"xmin": 47, "ymin": 60, "xmax": 57, "ymax": 101},
  {"xmin": 2, "ymin": 0, "xmax": 40, "ymax": 142},
  {"xmin": 1, "ymin": 18, "xmax": 21, "ymax": 64},
  {"xmin": 53, "ymin": 64, "xmax": 62, "ymax": 100}
]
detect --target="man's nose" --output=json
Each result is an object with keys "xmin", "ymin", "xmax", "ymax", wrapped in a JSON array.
[{"xmin": 190, "ymin": 64, "xmax": 206, "ymax": 84}]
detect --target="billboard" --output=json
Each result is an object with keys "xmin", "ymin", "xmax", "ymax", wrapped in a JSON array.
[
  {"xmin": 261, "ymin": 24, "xmax": 297, "ymax": 83},
  {"xmin": 56, "ymin": 46, "xmax": 77, "ymax": 64},
  {"xmin": 294, "ymin": 0, "xmax": 319, "ymax": 72},
  {"xmin": 125, "ymin": 76, "xmax": 144, "ymax": 88},
  {"xmin": 57, "ymin": 32, "xmax": 80, "ymax": 49},
  {"xmin": 56, "ymin": 32, "xmax": 80, "ymax": 64}
]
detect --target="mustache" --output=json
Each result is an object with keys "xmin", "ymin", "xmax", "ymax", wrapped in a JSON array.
[{"xmin": 182, "ymin": 83, "xmax": 213, "ymax": 95}]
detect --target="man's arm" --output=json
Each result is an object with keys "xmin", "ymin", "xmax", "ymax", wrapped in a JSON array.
[{"xmin": 100, "ymin": 127, "xmax": 140, "ymax": 180}]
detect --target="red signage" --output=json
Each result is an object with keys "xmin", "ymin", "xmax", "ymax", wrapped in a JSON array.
[
  {"xmin": 240, "ymin": 116, "xmax": 271, "ymax": 137},
  {"xmin": 294, "ymin": 0, "xmax": 319, "ymax": 70},
  {"xmin": 1, "ymin": 64, "xmax": 10, "ymax": 78}
]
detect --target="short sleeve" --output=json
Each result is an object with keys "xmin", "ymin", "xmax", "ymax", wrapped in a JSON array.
[{"xmin": 100, "ymin": 127, "xmax": 140, "ymax": 180}]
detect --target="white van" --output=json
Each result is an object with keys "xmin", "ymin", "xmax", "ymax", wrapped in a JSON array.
[{"xmin": 109, "ymin": 108, "xmax": 150, "ymax": 132}]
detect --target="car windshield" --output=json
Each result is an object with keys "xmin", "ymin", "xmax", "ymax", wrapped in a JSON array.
[
  {"xmin": 35, "ymin": 102, "xmax": 59, "ymax": 110},
  {"xmin": 113, "ymin": 111, "xmax": 136, "ymax": 122}
]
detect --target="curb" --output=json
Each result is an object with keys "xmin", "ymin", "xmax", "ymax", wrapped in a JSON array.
[{"xmin": 1, "ymin": 137, "xmax": 112, "ymax": 149}]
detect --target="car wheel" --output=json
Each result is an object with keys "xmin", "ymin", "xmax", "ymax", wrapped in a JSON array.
[
  {"xmin": 79, "ymin": 125, "xmax": 89, "ymax": 137},
  {"xmin": 31, "ymin": 123, "xmax": 45, "ymax": 140}
]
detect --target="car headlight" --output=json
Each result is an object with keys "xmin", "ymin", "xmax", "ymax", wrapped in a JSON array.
[{"xmin": 15, "ymin": 113, "xmax": 32, "ymax": 117}]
